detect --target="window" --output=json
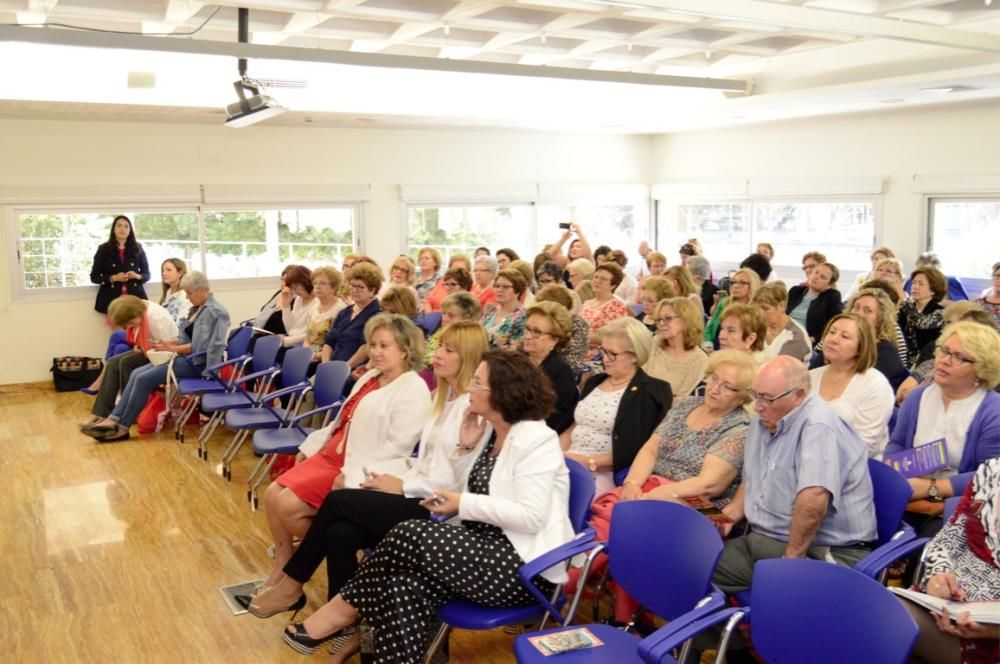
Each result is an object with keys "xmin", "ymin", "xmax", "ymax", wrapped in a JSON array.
[
  {"xmin": 536, "ymin": 203, "xmax": 641, "ymax": 263},
  {"xmin": 12, "ymin": 205, "xmax": 358, "ymax": 297},
  {"xmin": 663, "ymin": 199, "xmax": 876, "ymax": 274},
  {"xmin": 407, "ymin": 205, "xmax": 535, "ymax": 265},
  {"xmin": 928, "ymin": 198, "xmax": 999, "ymax": 285}
]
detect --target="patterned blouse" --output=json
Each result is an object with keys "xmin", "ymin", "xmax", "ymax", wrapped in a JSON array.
[
  {"xmin": 580, "ymin": 297, "xmax": 629, "ymax": 337},
  {"xmin": 651, "ymin": 397, "xmax": 750, "ymax": 509},
  {"xmin": 481, "ymin": 303, "xmax": 526, "ymax": 349},
  {"xmin": 976, "ymin": 296, "xmax": 1000, "ymax": 332},
  {"xmin": 561, "ymin": 315, "xmax": 591, "ymax": 374},
  {"xmin": 898, "ymin": 297, "xmax": 944, "ymax": 362},
  {"xmin": 414, "ymin": 272, "xmax": 442, "ymax": 308}
]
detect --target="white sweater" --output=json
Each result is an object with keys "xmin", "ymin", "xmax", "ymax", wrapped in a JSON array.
[
  {"xmin": 809, "ymin": 366, "xmax": 895, "ymax": 459},
  {"xmin": 146, "ymin": 300, "xmax": 179, "ymax": 343},
  {"xmin": 457, "ymin": 419, "xmax": 575, "ymax": 584},
  {"xmin": 281, "ymin": 296, "xmax": 318, "ymax": 347},
  {"xmin": 299, "ymin": 369, "xmax": 431, "ymax": 487}
]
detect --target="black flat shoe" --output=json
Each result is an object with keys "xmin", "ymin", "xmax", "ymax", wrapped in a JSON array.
[
  {"xmin": 282, "ymin": 622, "xmax": 348, "ymax": 656},
  {"xmin": 82, "ymin": 423, "xmax": 118, "ymax": 435},
  {"xmin": 94, "ymin": 429, "xmax": 131, "ymax": 443},
  {"xmin": 242, "ymin": 593, "xmax": 306, "ymax": 619}
]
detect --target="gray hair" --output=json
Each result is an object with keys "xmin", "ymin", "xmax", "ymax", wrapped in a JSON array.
[
  {"xmin": 687, "ymin": 255, "xmax": 711, "ymax": 281},
  {"xmin": 915, "ymin": 252, "xmax": 942, "ymax": 269},
  {"xmin": 599, "ymin": 316, "xmax": 654, "ymax": 366},
  {"xmin": 474, "ymin": 255, "xmax": 499, "ymax": 275},
  {"xmin": 180, "ymin": 270, "xmax": 210, "ymax": 291}
]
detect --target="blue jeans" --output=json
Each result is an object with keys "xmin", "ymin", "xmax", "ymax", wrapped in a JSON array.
[{"xmin": 110, "ymin": 360, "xmax": 203, "ymax": 428}]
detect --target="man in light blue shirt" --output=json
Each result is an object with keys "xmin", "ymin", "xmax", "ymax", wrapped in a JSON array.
[{"xmin": 714, "ymin": 355, "xmax": 877, "ymax": 595}]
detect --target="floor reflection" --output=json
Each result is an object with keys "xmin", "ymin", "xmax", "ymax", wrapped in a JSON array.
[{"xmin": 44, "ymin": 480, "xmax": 128, "ymax": 555}]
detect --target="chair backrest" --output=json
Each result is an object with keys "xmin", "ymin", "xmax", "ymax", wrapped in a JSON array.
[
  {"xmin": 607, "ymin": 500, "xmax": 723, "ymax": 621},
  {"xmin": 630, "ymin": 303, "xmax": 643, "ymax": 316},
  {"xmin": 868, "ymin": 459, "xmax": 913, "ymax": 546},
  {"xmin": 227, "ymin": 326, "xmax": 253, "ymax": 360},
  {"xmin": 313, "ymin": 361, "xmax": 351, "ymax": 408},
  {"xmin": 418, "ymin": 312, "xmax": 442, "ymax": 338},
  {"xmin": 943, "ymin": 496, "xmax": 960, "ymax": 522},
  {"xmin": 280, "ymin": 347, "xmax": 315, "ymax": 387},
  {"xmin": 250, "ymin": 335, "xmax": 282, "ymax": 374},
  {"xmin": 564, "ymin": 458, "xmax": 596, "ymax": 533},
  {"xmin": 750, "ymin": 559, "xmax": 918, "ymax": 664}
]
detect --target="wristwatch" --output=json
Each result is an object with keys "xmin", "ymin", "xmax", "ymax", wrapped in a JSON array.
[
  {"xmin": 588, "ymin": 457, "xmax": 597, "ymax": 472},
  {"xmin": 927, "ymin": 478, "xmax": 941, "ymax": 502}
]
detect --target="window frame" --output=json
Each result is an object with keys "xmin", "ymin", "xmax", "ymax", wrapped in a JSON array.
[
  {"xmin": 6, "ymin": 201, "xmax": 364, "ymax": 304},
  {"xmin": 925, "ymin": 194, "xmax": 999, "ymax": 292}
]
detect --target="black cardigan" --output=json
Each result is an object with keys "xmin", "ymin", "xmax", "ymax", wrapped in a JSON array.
[
  {"xmin": 579, "ymin": 368, "xmax": 672, "ymax": 474},
  {"xmin": 89, "ymin": 243, "xmax": 150, "ymax": 313},
  {"xmin": 540, "ymin": 350, "xmax": 578, "ymax": 435},
  {"xmin": 785, "ymin": 286, "xmax": 843, "ymax": 344}
]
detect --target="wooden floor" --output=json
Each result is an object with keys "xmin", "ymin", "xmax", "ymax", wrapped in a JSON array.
[{"xmin": 3, "ymin": 385, "xmax": 517, "ymax": 663}]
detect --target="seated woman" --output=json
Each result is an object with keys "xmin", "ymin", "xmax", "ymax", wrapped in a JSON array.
[
  {"xmin": 80, "ymin": 295, "xmax": 179, "ymax": 429},
  {"xmin": 885, "ymin": 321, "xmax": 1000, "ymax": 539},
  {"xmin": 535, "ymin": 283, "xmax": 590, "ymax": 375},
  {"xmin": 580, "ymin": 262, "xmax": 630, "ymax": 362},
  {"xmin": 423, "ymin": 256, "xmax": 473, "ymax": 313},
  {"xmin": 897, "ymin": 457, "xmax": 1000, "ymax": 664},
  {"xmin": 320, "ymin": 263, "xmax": 383, "ymax": 370},
  {"xmin": 379, "ymin": 285, "xmax": 419, "ymax": 319},
  {"xmin": 385, "ymin": 255, "xmax": 420, "ymax": 304},
  {"xmin": 899, "ymin": 266, "xmax": 947, "ymax": 364},
  {"xmin": 753, "ymin": 282, "xmax": 811, "ymax": 363},
  {"xmin": 787, "ymin": 261, "xmax": 843, "ymax": 347},
  {"xmin": 81, "ymin": 272, "xmax": 228, "ymax": 442},
  {"xmin": 717, "ymin": 303, "xmax": 767, "ymax": 362},
  {"xmin": 976, "ymin": 260, "xmax": 1000, "ymax": 330},
  {"xmin": 260, "ymin": 314, "xmax": 431, "ymax": 589},
  {"xmin": 561, "ymin": 317, "xmax": 671, "ymax": 494},
  {"xmin": 521, "ymin": 301, "xmax": 578, "ymax": 434},
  {"xmin": 278, "ymin": 265, "xmax": 317, "ymax": 354},
  {"xmin": 808, "ymin": 313, "xmax": 895, "ymax": 459},
  {"xmin": 643, "ymin": 297, "xmax": 709, "ymax": 400},
  {"xmin": 414, "ymin": 247, "xmax": 443, "ymax": 310},
  {"xmin": 481, "ymin": 268, "xmax": 527, "ymax": 349},
  {"xmin": 242, "ymin": 322, "xmax": 490, "ymax": 627},
  {"xmin": 301, "ymin": 266, "xmax": 347, "ymax": 366},
  {"xmin": 704, "ymin": 268, "xmax": 761, "ymax": 348},
  {"xmin": 279, "ymin": 351, "xmax": 575, "ymax": 662},
  {"xmin": 423, "ymin": 291, "xmax": 481, "ymax": 366},
  {"xmin": 471, "ymin": 255, "xmax": 499, "ymax": 308},
  {"xmin": 663, "ymin": 265, "xmax": 705, "ymax": 316},
  {"xmin": 634, "ymin": 276, "xmax": 675, "ymax": 332}
]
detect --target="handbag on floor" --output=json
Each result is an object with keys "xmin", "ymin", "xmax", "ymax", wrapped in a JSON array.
[
  {"xmin": 137, "ymin": 389, "xmax": 169, "ymax": 434},
  {"xmin": 51, "ymin": 356, "xmax": 104, "ymax": 392}
]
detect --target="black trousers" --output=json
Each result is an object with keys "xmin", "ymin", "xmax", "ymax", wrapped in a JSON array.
[
  {"xmin": 91, "ymin": 350, "xmax": 149, "ymax": 418},
  {"xmin": 283, "ymin": 488, "xmax": 429, "ymax": 600}
]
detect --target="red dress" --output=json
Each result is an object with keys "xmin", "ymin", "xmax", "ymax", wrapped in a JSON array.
[{"xmin": 275, "ymin": 378, "xmax": 380, "ymax": 509}]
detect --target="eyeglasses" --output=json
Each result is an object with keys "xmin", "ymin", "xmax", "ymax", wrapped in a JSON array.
[
  {"xmin": 348, "ymin": 282, "xmax": 368, "ymax": 292},
  {"xmin": 494, "ymin": 282, "xmax": 514, "ymax": 290},
  {"xmin": 469, "ymin": 377, "xmax": 491, "ymax": 392},
  {"xmin": 591, "ymin": 275, "xmax": 613, "ymax": 284},
  {"xmin": 391, "ymin": 266, "xmax": 408, "ymax": 274},
  {"xmin": 655, "ymin": 315, "xmax": 678, "ymax": 326},
  {"xmin": 706, "ymin": 373, "xmax": 743, "ymax": 397},
  {"xmin": 749, "ymin": 386, "xmax": 798, "ymax": 405},
  {"xmin": 730, "ymin": 280, "xmax": 751, "ymax": 287},
  {"xmin": 313, "ymin": 280, "xmax": 332, "ymax": 287},
  {"xmin": 537, "ymin": 275, "xmax": 556, "ymax": 284},
  {"xmin": 935, "ymin": 346, "xmax": 976, "ymax": 366},
  {"xmin": 524, "ymin": 325, "xmax": 552, "ymax": 338},
  {"xmin": 443, "ymin": 281, "xmax": 460, "ymax": 289},
  {"xmin": 600, "ymin": 347, "xmax": 633, "ymax": 362}
]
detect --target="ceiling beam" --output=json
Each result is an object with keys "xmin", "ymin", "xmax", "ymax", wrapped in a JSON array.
[
  {"xmin": 0, "ymin": 23, "xmax": 747, "ymax": 91},
  {"xmin": 594, "ymin": 0, "xmax": 1000, "ymax": 53},
  {"xmin": 142, "ymin": 0, "xmax": 205, "ymax": 35}
]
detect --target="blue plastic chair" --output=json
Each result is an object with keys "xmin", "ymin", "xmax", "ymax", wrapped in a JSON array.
[
  {"xmin": 424, "ymin": 458, "xmax": 598, "ymax": 661},
  {"xmin": 196, "ymin": 335, "xmax": 283, "ymax": 461},
  {"xmin": 942, "ymin": 496, "xmax": 960, "ymax": 522},
  {"xmin": 642, "ymin": 559, "xmax": 918, "ymax": 664},
  {"xmin": 513, "ymin": 500, "xmax": 726, "ymax": 664},
  {"xmin": 246, "ymin": 361, "xmax": 351, "ymax": 508},
  {"xmin": 217, "ymin": 346, "xmax": 315, "ymax": 481},
  {"xmin": 417, "ymin": 312, "xmax": 442, "ymax": 338},
  {"xmin": 629, "ymin": 303, "xmax": 643, "ymax": 316},
  {"xmin": 172, "ymin": 326, "xmax": 253, "ymax": 442}
]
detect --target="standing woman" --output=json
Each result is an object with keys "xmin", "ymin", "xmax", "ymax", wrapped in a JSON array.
[
  {"xmin": 90, "ymin": 215, "xmax": 150, "ymax": 314},
  {"xmin": 481, "ymin": 268, "xmax": 527, "ymax": 349},
  {"xmin": 413, "ymin": 248, "xmax": 443, "ymax": 309},
  {"xmin": 786, "ymin": 261, "xmax": 844, "ymax": 346},
  {"xmin": 899, "ymin": 266, "xmax": 947, "ymax": 364},
  {"xmin": 809, "ymin": 314, "xmax": 895, "ymax": 458},
  {"xmin": 643, "ymin": 297, "xmax": 709, "ymax": 400}
]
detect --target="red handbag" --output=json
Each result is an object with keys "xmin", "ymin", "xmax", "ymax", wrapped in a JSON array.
[{"xmin": 137, "ymin": 390, "xmax": 169, "ymax": 434}]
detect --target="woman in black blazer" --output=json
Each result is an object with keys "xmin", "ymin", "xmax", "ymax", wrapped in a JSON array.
[
  {"xmin": 786, "ymin": 261, "xmax": 843, "ymax": 346},
  {"xmin": 90, "ymin": 215, "xmax": 150, "ymax": 314},
  {"xmin": 561, "ymin": 317, "xmax": 672, "ymax": 494}
]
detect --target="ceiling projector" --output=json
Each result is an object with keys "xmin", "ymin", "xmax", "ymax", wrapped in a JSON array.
[{"xmin": 224, "ymin": 87, "xmax": 286, "ymax": 128}]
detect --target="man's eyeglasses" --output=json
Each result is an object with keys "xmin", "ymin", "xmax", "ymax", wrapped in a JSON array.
[{"xmin": 749, "ymin": 386, "xmax": 798, "ymax": 405}]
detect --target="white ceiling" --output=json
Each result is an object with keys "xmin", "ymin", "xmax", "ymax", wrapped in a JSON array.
[{"xmin": 1, "ymin": 0, "xmax": 1000, "ymax": 132}]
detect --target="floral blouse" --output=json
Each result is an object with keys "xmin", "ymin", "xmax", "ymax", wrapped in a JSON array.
[
  {"xmin": 651, "ymin": 397, "xmax": 750, "ymax": 509},
  {"xmin": 580, "ymin": 297, "xmax": 630, "ymax": 337},
  {"xmin": 481, "ymin": 303, "xmax": 526, "ymax": 349},
  {"xmin": 898, "ymin": 297, "xmax": 944, "ymax": 363},
  {"xmin": 976, "ymin": 296, "xmax": 1000, "ymax": 332},
  {"xmin": 414, "ymin": 272, "xmax": 442, "ymax": 308}
]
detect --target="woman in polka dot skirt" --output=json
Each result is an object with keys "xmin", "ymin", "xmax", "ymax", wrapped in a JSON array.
[{"xmin": 280, "ymin": 350, "xmax": 577, "ymax": 663}]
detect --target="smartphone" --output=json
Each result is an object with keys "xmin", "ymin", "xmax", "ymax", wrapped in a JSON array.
[{"xmin": 558, "ymin": 222, "xmax": 572, "ymax": 230}]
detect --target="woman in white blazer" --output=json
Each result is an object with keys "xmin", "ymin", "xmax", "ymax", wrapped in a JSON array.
[
  {"xmin": 278, "ymin": 350, "xmax": 576, "ymax": 662},
  {"xmin": 258, "ymin": 314, "xmax": 431, "ymax": 591},
  {"xmin": 241, "ymin": 322, "xmax": 491, "ymax": 632}
]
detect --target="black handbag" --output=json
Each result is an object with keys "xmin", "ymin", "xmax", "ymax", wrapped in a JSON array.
[{"xmin": 51, "ymin": 356, "xmax": 104, "ymax": 392}]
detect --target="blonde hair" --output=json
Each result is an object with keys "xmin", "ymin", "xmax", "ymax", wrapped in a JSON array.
[
  {"xmin": 311, "ymin": 266, "xmax": 343, "ymax": 293},
  {"xmin": 645, "ymin": 251, "xmax": 666, "ymax": 268},
  {"xmin": 380, "ymin": 285, "xmax": 419, "ymax": 318},
  {"xmin": 846, "ymin": 288, "xmax": 897, "ymax": 343},
  {"xmin": 364, "ymin": 313, "xmax": 425, "ymax": 373},
  {"xmin": 599, "ymin": 316, "xmax": 654, "ymax": 366},
  {"xmin": 664, "ymin": 266, "xmax": 698, "ymax": 298},
  {"xmin": 390, "ymin": 256, "xmax": 416, "ymax": 284},
  {"xmin": 937, "ymin": 321, "xmax": 1000, "ymax": 389},
  {"xmin": 705, "ymin": 349, "xmax": 757, "ymax": 405},
  {"xmin": 432, "ymin": 321, "xmax": 489, "ymax": 415},
  {"xmin": 525, "ymin": 301, "xmax": 573, "ymax": 351},
  {"xmin": 567, "ymin": 258, "xmax": 596, "ymax": 280},
  {"xmin": 418, "ymin": 247, "xmax": 442, "ymax": 272},
  {"xmin": 159, "ymin": 258, "xmax": 187, "ymax": 304},
  {"xmin": 655, "ymin": 297, "xmax": 703, "ymax": 351},
  {"xmin": 575, "ymin": 280, "xmax": 595, "ymax": 302},
  {"xmin": 875, "ymin": 257, "xmax": 904, "ymax": 279},
  {"xmin": 507, "ymin": 260, "xmax": 535, "ymax": 292},
  {"xmin": 752, "ymin": 282, "xmax": 788, "ymax": 309},
  {"xmin": 871, "ymin": 246, "xmax": 895, "ymax": 260},
  {"xmin": 535, "ymin": 283, "xmax": 574, "ymax": 311},
  {"xmin": 108, "ymin": 295, "xmax": 147, "ymax": 327},
  {"xmin": 641, "ymin": 276, "xmax": 675, "ymax": 303}
]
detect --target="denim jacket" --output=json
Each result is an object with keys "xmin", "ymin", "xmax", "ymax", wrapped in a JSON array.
[{"xmin": 178, "ymin": 295, "xmax": 230, "ymax": 374}]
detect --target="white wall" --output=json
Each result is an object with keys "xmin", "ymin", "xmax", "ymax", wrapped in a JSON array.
[
  {"xmin": 651, "ymin": 100, "xmax": 1000, "ymax": 271},
  {"xmin": 0, "ymin": 118, "xmax": 650, "ymax": 384}
]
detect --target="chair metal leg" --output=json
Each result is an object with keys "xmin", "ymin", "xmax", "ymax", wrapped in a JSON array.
[
  {"xmin": 220, "ymin": 429, "xmax": 249, "ymax": 480},
  {"xmin": 422, "ymin": 623, "xmax": 452, "ymax": 664},
  {"xmin": 249, "ymin": 456, "xmax": 278, "ymax": 509},
  {"xmin": 197, "ymin": 411, "xmax": 224, "ymax": 460},
  {"xmin": 175, "ymin": 396, "xmax": 198, "ymax": 442},
  {"xmin": 591, "ymin": 566, "xmax": 611, "ymax": 623},
  {"xmin": 246, "ymin": 453, "xmax": 271, "ymax": 499},
  {"xmin": 564, "ymin": 545, "xmax": 603, "ymax": 626},
  {"xmin": 712, "ymin": 611, "xmax": 747, "ymax": 664}
]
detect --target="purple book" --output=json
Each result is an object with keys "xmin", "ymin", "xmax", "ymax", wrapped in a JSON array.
[{"xmin": 883, "ymin": 439, "xmax": 949, "ymax": 479}]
